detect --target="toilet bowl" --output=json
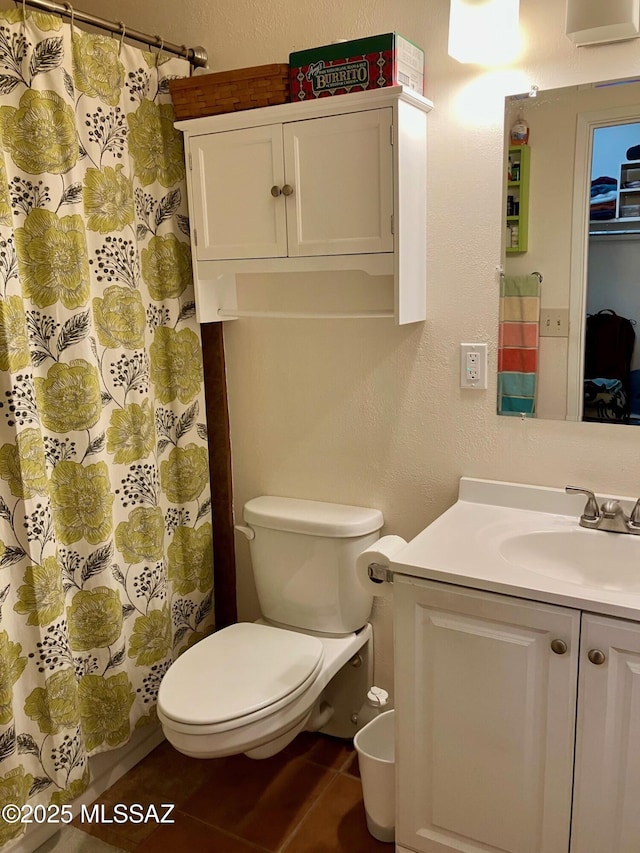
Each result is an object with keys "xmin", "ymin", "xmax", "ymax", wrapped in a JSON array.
[
  {"xmin": 157, "ymin": 496, "xmax": 383, "ymax": 759},
  {"xmin": 157, "ymin": 620, "xmax": 373, "ymax": 759}
]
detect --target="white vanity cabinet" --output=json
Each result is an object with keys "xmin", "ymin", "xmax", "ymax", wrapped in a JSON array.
[
  {"xmin": 176, "ymin": 86, "xmax": 432, "ymax": 324},
  {"xmin": 394, "ymin": 577, "xmax": 579, "ymax": 853},
  {"xmin": 571, "ymin": 613, "xmax": 640, "ymax": 853},
  {"xmin": 394, "ymin": 576, "xmax": 640, "ymax": 853}
]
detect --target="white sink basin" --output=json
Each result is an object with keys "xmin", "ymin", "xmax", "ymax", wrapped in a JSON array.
[
  {"xmin": 499, "ymin": 529, "xmax": 640, "ymax": 591},
  {"xmin": 391, "ymin": 478, "xmax": 640, "ymax": 620}
]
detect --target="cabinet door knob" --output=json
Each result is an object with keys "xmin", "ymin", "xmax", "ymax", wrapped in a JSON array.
[
  {"xmin": 270, "ymin": 185, "xmax": 282, "ymax": 198},
  {"xmin": 551, "ymin": 639, "xmax": 568, "ymax": 655},
  {"xmin": 588, "ymin": 649, "xmax": 606, "ymax": 665},
  {"xmin": 282, "ymin": 184, "xmax": 294, "ymax": 196}
]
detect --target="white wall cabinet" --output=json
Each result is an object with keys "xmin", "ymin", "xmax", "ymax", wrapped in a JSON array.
[
  {"xmin": 190, "ymin": 110, "xmax": 394, "ymax": 261},
  {"xmin": 177, "ymin": 86, "xmax": 432, "ymax": 324},
  {"xmin": 189, "ymin": 123, "xmax": 288, "ymax": 261},
  {"xmin": 394, "ymin": 576, "xmax": 640, "ymax": 853}
]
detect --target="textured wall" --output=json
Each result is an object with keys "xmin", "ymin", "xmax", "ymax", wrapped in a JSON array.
[{"xmin": 73, "ymin": 0, "xmax": 640, "ymax": 692}]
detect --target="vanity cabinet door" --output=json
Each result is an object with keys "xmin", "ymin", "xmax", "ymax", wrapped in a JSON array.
[
  {"xmin": 394, "ymin": 576, "xmax": 580, "ymax": 853},
  {"xmin": 189, "ymin": 124, "xmax": 288, "ymax": 261},
  {"xmin": 282, "ymin": 108, "xmax": 394, "ymax": 257},
  {"xmin": 571, "ymin": 613, "xmax": 640, "ymax": 853}
]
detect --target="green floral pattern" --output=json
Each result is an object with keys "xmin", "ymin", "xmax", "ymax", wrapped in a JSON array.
[
  {"xmin": 107, "ymin": 400, "xmax": 155, "ymax": 464},
  {"xmin": 93, "ymin": 285, "xmax": 146, "ymax": 349},
  {"xmin": 168, "ymin": 523, "xmax": 213, "ymax": 595},
  {"xmin": 24, "ymin": 669, "xmax": 79, "ymax": 734},
  {"xmin": 0, "ymin": 89, "xmax": 78, "ymax": 175},
  {"xmin": 142, "ymin": 234, "xmax": 191, "ymax": 299},
  {"xmin": 84, "ymin": 165, "xmax": 134, "ymax": 233},
  {"xmin": 150, "ymin": 326, "xmax": 204, "ymax": 404},
  {"xmin": 0, "ymin": 8, "xmax": 62, "ymax": 30},
  {"xmin": 0, "ymin": 633, "xmax": 27, "ymax": 725},
  {"xmin": 50, "ymin": 460, "xmax": 114, "ymax": 544},
  {"xmin": 78, "ymin": 673, "xmax": 135, "ymax": 752},
  {"xmin": 0, "ymin": 296, "xmax": 30, "ymax": 371},
  {"xmin": 15, "ymin": 209, "xmax": 89, "ymax": 308},
  {"xmin": 0, "ymin": 17, "xmax": 212, "ymax": 842},
  {"xmin": 14, "ymin": 558, "xmax": 65, "ymax": 626},
  {"xmin": 0, "ymin": 158, "xmax": 10, "ymax": 226},
  {"xmin": 128, "ymin": 605, "xmax": 171, "ymax": 666},
  {"xmin": 0, "ymin": 428, "xmax": 48, "ymax": 499},
  {"xmin": 0, "ymin": 768, "xmax": 34, "ymax": 846},
  {"xmin": 161, "ymin": 444, "xmax": 209, "ymax": 504},
  {"xmin": 35, "ymin": 359, "xmax": 101, "ymax": 433},
  {"xmin": 67, "ymin": 587, "xmax": 123, "ymax": 651},
  {"xmin": 72, "ymin": 32, "xmax": 125, "ymax": 107},
  {"xmin": 115, "ymin": 505, "xmax": 165, "ymax": 563},
  {"xmin": 50, "ymin": 767, "xmax": 90, "ymax": 807},
  {"xmin": 127, "ymin": 98, "xmax": 186, "ymax": 187}
]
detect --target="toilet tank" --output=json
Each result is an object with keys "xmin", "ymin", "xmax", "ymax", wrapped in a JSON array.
[{"xmin": 243, "ymin": 496, "xmax": 383, "ymax": 635}]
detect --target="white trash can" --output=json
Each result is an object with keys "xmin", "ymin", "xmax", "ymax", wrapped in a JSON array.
[{"xmin": 354, "ymin": 708, "xmax": 395, "ymax": 843}]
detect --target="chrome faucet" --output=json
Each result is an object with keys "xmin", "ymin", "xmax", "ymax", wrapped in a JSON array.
[{"xmin": 565, "ymin": 486, "xmax": 640, "ymax": 535}]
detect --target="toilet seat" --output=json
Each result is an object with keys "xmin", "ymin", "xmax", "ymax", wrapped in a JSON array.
[
  {"xmin": 158, "ymin": 622, "xmax": 373, "ymax": 759},
  {"xmin": 158, "ymin": 622, "xmax": 324, "ymax": 729}
]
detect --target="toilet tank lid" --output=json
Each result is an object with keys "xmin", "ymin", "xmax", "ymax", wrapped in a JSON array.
[{"xmin": 244, "ymin": 496, "xmax": 383, "ymax": 537}]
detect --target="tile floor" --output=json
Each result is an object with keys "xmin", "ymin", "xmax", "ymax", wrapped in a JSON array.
[{"xmin": 38, "ymin": 733, "xmax": 389, "ymax": 853}]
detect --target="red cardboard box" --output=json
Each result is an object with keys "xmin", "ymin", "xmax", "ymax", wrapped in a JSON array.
[{"xmin": 289, "ymin": 33, "xmax": 424, "ymax": 102}]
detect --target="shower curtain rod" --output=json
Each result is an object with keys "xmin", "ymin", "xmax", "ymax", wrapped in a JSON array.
[{"xmin": 19, "ymin": 0, "xmax": 209, "ymax": 67}]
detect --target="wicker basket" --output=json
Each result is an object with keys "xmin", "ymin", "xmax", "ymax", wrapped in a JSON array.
[{"xmin": 169, "ymin": 63, "xmax": 290, "ymax": 120}]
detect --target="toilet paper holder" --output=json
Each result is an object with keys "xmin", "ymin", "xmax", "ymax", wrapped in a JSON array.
[{"xmin": 368, "ymin": 562, "xmax": 394, "ymax": 585}]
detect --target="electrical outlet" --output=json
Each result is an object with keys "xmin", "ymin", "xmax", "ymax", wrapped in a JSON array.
[
  {"xmin": 460, "ymin": 343, "xmax": 488, "ymax": 389},
  {"xmin": 467, "ymin": 352, "xmax": 479, "ymax": 382}
]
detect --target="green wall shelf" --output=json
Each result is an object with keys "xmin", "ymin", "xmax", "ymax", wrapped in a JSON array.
[{"xmin": 506, "ymin": 144, "xmax": 530, "ymax": 254}]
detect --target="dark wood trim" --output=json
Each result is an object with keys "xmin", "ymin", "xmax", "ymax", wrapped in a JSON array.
[{"xmin": 200, "ymin": 322, "xmax": 237, "ymax": 628}]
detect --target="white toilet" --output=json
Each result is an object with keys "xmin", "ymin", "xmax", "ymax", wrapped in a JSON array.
[{"xmin": 157, "ymin": 496, "xmax": 383, "ymax": 759}]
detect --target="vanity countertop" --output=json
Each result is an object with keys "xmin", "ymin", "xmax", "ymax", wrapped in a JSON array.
[{"xmin": 391, "ymin": 477, "xmax": 640, "ymax": 620}]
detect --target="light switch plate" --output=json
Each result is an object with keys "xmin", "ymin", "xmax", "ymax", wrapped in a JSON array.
[{"xmin": 540, "ymin": 309, "xmax": 569, "ymax": 337}]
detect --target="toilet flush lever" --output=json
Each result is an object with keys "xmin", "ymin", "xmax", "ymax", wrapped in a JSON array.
[{"xmin": 235, "ymin": 524, "xmax": 255, "ymax": 541}]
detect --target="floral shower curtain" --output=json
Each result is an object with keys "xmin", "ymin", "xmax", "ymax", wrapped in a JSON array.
[{"xmin": 0, "ymin": 9, "xmax": 213, "ymax": 849}]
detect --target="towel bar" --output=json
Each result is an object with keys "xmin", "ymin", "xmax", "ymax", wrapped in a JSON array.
[{"xmin": 497, "ymin": 267, "xmax": 543, "ymax": 285}]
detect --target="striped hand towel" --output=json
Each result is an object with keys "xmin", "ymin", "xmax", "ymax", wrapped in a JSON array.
[{"xmin": 498, "ymin": 274, "xmax": 541, "ymax": 416}]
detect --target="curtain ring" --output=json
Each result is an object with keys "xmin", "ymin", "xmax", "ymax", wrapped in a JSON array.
[
  {"xmin": 181, "ymin": 44, "xmax": 194, "ymax": 76},
  {"xmin": 118, "ymin": 21, "xmax": 126, "ymax": 55},
  {"xmin": 182, "ymin": 45, "xmax": 195, "ymax": 76},
  {"xmin": 63, "ymin": 1, "xmax": 75, "ymax": 37},
  {"xmin": 155, "ymin": 36, "xmax": 164, "ymax": 67}
]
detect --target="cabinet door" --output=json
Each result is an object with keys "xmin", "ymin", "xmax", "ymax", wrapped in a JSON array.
[
  {"xmin": 283, "ymin": 108, "xmax": 394, "ymax": 257},
  {"xmin": 571, "ymin": 614, "xmax": 640, "ymax": 853},
  {"xmin": 394, "ymin": 577, "xmax": 579, "ymax": 853},
  {"xmin": 189, "ymin": 125, "xmax": 287, "ymax": 260}
]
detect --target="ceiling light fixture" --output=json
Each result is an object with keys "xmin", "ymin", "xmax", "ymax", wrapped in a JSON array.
[{"xmin": 448, "ymin": 0, "xmax": 521, "ymax": 65}]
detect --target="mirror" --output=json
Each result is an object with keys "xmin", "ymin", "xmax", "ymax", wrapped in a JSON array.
[{"xmin": 499, "ymin": 77, "xmax": 640, "ymax": 423}]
